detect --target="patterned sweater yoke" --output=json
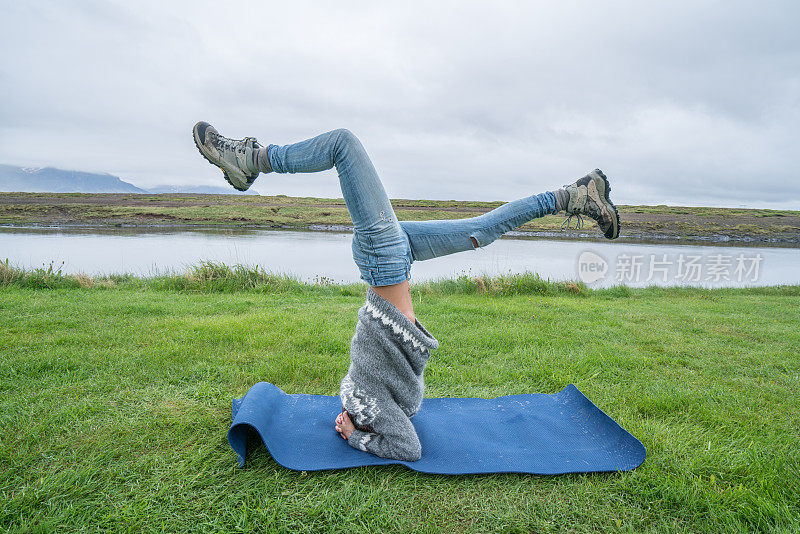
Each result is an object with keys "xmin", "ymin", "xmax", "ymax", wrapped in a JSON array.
[{"xmin": 340, "ymin": 288, "xmax": 439, "ymax": 461}]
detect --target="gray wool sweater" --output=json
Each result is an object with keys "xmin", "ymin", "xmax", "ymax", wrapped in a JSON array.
[{"xmin": 339, "ymin": 288, "xmax": 439, "ymax": 461}]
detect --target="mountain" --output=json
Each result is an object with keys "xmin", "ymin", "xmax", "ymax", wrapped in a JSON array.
[
  {"xmin": 0, "ymin": 164, "xmax": 147, "ymax": 193},
  {"xmin": 0, "ymin": 164, "xmax": 260, "ymax": 195},
  {"xmin": 146, "ymin": 185, "xmax": 258, "ymax": 195}
]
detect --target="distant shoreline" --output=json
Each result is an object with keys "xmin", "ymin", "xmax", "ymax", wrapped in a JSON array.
[
  {"xmin": 1, "ymin": 192, "xmax": 798, "ymax": 246},
  {"xmin": 3, "ymin": 223, "xmax": 798, "ymax": 249}
]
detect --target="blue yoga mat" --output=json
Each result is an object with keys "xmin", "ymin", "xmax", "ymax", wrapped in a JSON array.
[{"xmin": 227, "ymin": 382, "xmax": 645, "ymax": 475}]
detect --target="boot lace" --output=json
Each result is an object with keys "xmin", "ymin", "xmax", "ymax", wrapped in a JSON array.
[
  {"xmin": 214, "ymin": 135, "xmax": 255, "ymax": 156},
  {"xmin": 560, "ymin": 213, "xmax": 584, "ymax": 231}
]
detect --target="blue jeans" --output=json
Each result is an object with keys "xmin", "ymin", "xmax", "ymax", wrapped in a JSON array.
[{"xmin": 267, "ymin": 129, "xmax": 557, "ymax": 286}]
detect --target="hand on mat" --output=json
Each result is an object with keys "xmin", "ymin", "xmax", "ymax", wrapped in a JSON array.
[{"xmin": 335, "ymin": 410, "xmax": 354, "ymax": 440}]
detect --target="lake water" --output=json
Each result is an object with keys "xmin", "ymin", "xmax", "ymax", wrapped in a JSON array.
[{"xmin": 1, "ymin": 226, "xmax": 798, "ymax": 288}]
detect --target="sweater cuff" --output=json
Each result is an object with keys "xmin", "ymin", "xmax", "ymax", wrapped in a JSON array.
[{"xmin": 347, "ymin": 429, "xmax": 374, "ymax": 452}]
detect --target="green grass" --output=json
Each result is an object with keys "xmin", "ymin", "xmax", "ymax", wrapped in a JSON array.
[{"xmin": 1, "ymin": 264, "xmax": 799, "ymax": 532}]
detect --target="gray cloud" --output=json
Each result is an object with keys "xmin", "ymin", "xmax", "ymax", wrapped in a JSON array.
[{"xmin": 1, "ymin": 0, "xmax": 798, "ymax": 207}]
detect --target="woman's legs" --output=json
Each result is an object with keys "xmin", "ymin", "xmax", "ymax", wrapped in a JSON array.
[
  {"xmin": 265, "ymin": 129, "xmax": 561, "ymax": 282},
  {"xmin": 196, "ymin": 124, "xmax": 620, "ymax": 319},
  {"xmin": 399, "ymin": 192, "xmax": 558, "ymax": 262},
  {"xmin": 265, "ymin": 129, "xmax": 416, "ymax": 320},
  {"xmin": 397, "ymin": 169, "xmax": 620, "ymax": 255},
  {"xmin": 195, "ymin": 124, "xmax": 618, "ymax": 319}
]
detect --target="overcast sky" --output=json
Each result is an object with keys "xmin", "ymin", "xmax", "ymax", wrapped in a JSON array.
[{"xmin": 1, "ymin": 1, "xmax": 798, "ymax": 207}]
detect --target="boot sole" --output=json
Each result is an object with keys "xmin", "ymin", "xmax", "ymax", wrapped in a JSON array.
[
  {"xmin": 594, "ymin": 170, "xmax": 621, "ymax": 239},
  {"xmin": 192, "ymin": 122, "xmax": 251, "ymax": 192}
]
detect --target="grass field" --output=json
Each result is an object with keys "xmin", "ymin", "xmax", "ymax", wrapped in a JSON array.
[
  {"xmin": 2, "ymin": 192, "xmax": 799, "ymax": 244},
  {"xmin": 1, "ymin": 265, "xmax": 799, "ymax": 532}
]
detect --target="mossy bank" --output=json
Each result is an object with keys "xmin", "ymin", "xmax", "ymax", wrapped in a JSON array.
[{"xmin": 2, "ymin": 192, "xmax": 799, "ymax": 244}]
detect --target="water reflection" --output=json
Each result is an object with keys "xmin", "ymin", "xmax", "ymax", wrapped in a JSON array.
[{"xmin": 1, "ymin": 226, "xmax": 797, "ymax": 287}]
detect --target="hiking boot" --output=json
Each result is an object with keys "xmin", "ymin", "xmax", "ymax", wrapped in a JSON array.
[
  {"xmin": 561, "ymin": 169, "xmax": 620, "ymax": 239},
  {"xmin": 192, "ymin": 121, "xmax": 265, "ymax": 191}
]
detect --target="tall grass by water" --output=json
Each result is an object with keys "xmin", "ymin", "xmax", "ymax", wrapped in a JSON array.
[
  {"xmin": 0, "ymin": 258, "xmax": 600, "ymax": 296},
  {"xmin": 2, "ymin": 260, "xmax": 799, "ymax": 531}
]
